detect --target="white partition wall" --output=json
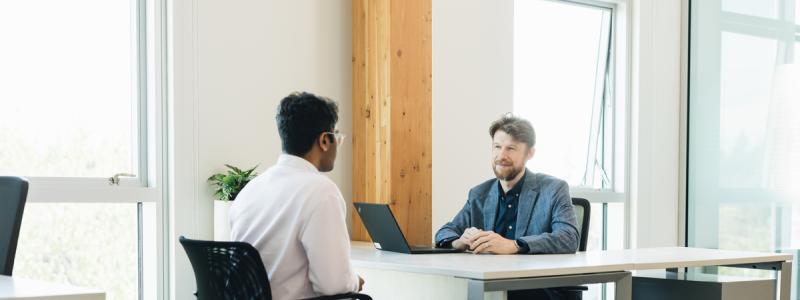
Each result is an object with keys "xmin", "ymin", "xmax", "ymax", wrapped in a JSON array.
[
  {"xmin": 431, "ymin": 0, "xmax": 515, "ymax": 242},
  {"xmin": 170, "ymin": 1, "xmax": 353, "ymax": 298}
]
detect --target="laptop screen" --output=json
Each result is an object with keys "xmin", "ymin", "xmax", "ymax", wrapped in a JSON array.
[{"xmin": 353, "ymin": 202, "xmax": 412, "ymax": 253}]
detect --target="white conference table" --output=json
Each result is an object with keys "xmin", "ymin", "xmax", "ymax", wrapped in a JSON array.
[
  {"xmin": 0, "ymin": 276, "xmax": 104, "ymax": 300},
  {"xmin": 350, "ymin": 242, "xmax": 793, "ymax": 300}
]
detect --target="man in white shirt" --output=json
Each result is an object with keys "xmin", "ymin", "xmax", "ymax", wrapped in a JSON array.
[{"xmin": 229, "ymin": 92, "xmax": 364, "ymax": 300}]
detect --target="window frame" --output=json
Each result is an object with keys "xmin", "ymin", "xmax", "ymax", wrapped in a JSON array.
[
  {"xmin": 514, "ymin": 0, "xmax": 628, "ymax": 205},
  {"xmin": 22, "ymin": 0, "xmax": 159, "ymax": 200},
  {"xmin": 11, "ymin": 0, "xmax": 169, "ymax": 299},
  {"xmin": 560, "ymin": 0, "xmax": 628, "ymax": 203},
  {"xmin": 513, "ymin": 0, "xmax": 630, "ymax": 203},
  {"xmin": 686, "ymin": 0, "xmax": 800, "ymax": 247}
]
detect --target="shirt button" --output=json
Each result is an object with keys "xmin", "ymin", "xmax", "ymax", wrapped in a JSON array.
[
  {"xmin": 508, "ymin": 204, "xmax": 512, "ymax": 208},
  {"xmin": 508, "ymin": 225, "xmax": 513, "ymax": 230}
]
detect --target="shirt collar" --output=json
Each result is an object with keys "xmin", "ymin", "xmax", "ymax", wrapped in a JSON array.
[
  {"xmin": 497, "ymin": 171, "xmax": 526, "ymax": 197},
  {"xmin": 277, "ymin": 154, "xmax": 319, "ymax": 172}
]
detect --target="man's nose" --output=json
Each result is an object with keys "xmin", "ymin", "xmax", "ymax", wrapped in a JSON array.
[{"xmin": 495, "ymin": 149, "xmax": 509, "ymax": 160}]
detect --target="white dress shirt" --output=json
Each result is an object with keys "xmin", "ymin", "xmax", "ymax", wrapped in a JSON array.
[{"xmin": 229, "ymin": 154, "xmax": 359, "ymax": 300}]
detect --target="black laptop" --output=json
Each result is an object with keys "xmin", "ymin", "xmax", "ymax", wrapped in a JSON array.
[{"xmin": 354, "ymin": 202, "xmax": 462, "ymax": 254}]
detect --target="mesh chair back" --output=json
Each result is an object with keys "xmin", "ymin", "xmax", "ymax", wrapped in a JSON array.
[
  {"xmin": 571, "ymin": 197, "xmax": 591, "ymax": 252},
  {"xmin": 179, "ymin": 236, "xmax": 272, "ymax": 300},
  {"xmin": 0, "ymin": 176, "xmax": 28, "ymax": 276}
]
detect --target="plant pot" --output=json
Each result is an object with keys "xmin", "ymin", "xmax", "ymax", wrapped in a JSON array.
[{"xmin": 214, "ymin": 200, "xmax": 232, "ymax": 241}]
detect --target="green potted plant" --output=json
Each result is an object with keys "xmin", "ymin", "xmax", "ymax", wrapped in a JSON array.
[{"xmin": 208, "ymin": 164, "xmax": 258, "ymax": 240}]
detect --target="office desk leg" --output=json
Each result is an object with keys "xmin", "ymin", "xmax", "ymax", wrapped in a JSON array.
[
  {"xmin": 779, "ymin": 261, "xmax": 792, "ymax": 300},
  {"xmin": 467, "ymin": 282, "xmax": 504, "ymax": 300},
  {"xmin": 614, "ymin": 272, "xmax": 632, "ymax": 300},
  {"xmin": 724, "ymin": 260, "xmax": 793, "ymax": 300},
  {"xmin": 467, "ymin": 271, "xmax": 632, "ymax": 300}
]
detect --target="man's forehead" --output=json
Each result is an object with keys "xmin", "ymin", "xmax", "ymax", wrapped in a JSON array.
[{"xmin": 492, "ymin": 136, "xmax": 526, "ymax": 145}]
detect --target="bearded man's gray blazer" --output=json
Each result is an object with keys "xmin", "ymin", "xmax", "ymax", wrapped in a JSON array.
[{"xmin": 435, "ymin": 170, "xmax": 580, "ymax": 254}]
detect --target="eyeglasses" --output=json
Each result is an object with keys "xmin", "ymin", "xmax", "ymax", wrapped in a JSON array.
[{"xmin": 325, "ymin": 130, "xmax": 346, "ymax": 144}]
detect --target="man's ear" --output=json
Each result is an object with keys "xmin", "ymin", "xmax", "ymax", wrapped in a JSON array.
[
  {"xmin": 527, "ymin": 147, "xmax": 535, "ymax": 160},
  {"xmin": 318, "ymin": 133, "xmax": 330, "ymax": 152}
]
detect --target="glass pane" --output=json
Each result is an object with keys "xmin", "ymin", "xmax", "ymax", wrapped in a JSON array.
[
  {"xmin": 689, "ymin": 1, "xmax": 800, "ymax": 295},
  {"xmin": 689, "ymin": 30, "xmax": 786, "ymax": 246},
  {"xmin": 720, "ymin": 203, "xmax": 774, "ymax": 250},
  {"xmin": 796, "ymin": 0, "xmax": 800, "ymax": 25},
  {"xmin": 586, "ymin": 203, "xmax": 602, "ymax": 251},
  {"xmin": 689, "ymin": 29, "xmax": 779, "ymax": 248},
  {"xmin": 142, "ymin": 202, "xmax": 157, "ymax": 300},
  {"xmin": 718, "ymin": 32, "xmax": 776, "ymax": 189},
  {"xmin": 796, "ymin": 41, "xmax": 799, "ymax": 62},
  {"xmin": 606, "ymin": 203, "xmax": 624, "ymax": 250},
  {"xmin": 513, "ymin": 0, "xmax": 612, "ymax": 188},
  {"xmin": 585, "ymin": 283, "xmax": 603, "ymax": 299},
  {"xmin": 584, "ymin": 203, "xmax": 624, "ymax": 251},
  {"xmin": 15, "ymin": 203, "xmax": 139, "ymax": 300},
  {"xmin": 0, "ymin": 0, "xmax": 136, "ymax": 177},
  {"xmin": 722, "ymin": 0, "xmax": 779, "ymax": 19}
]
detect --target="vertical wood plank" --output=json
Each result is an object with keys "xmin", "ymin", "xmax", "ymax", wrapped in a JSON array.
[
  {"xmin": 352, "ymin": 0, "xmax": 431, "ymax": 245},
  {"xmin": 388, "ymin": 0, "xmax": 432, "ymax": 246},
  {"xmin": 351, "ymin": 0, "xmax": 368, "ymax": 241}
]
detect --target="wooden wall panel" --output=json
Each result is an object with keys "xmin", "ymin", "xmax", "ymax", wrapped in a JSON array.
[
  {"xmin": 387, "ymin": 0, "xmax": 432, "ymax": 246},
  {"xmin": 352, "ymin": 0, "xmax": 432, "ymax": 245},
  {"xmin": 352, "ymin": 0, "xmax": 391, "ymax": 242}
]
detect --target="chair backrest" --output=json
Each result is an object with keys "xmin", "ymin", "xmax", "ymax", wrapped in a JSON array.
[
  {"xmin": 0, "ymin": 176, "xmax": 29, "ymax": 276},
  {"xmin": 179, "ymin": 236, "xmax": 272, "ymax": 300},
  {"xmin": 571, "ymin": 197, "xmax": 591, "ymax": 252}
]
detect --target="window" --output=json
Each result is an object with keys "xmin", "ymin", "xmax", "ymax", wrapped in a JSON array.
[
  {"xmin": 0, "ymin": 4, "xmax": 142, "ymax": 176},
  {"xmin": 796, "ymin": 41, "xmax": 799, "ymax": 62},
  {"xmin": 514, "ymin": 0, "xmax": 616, "ymax": 190},
  {"xmin": 722, "ymin": 0, "xmax": 781, "ymax": 19},
  {"xmin": 688, "ymin": 0, "xmax": 799, "ymax": 296},
  {"xmin": 514, "ymin": 1, "xmax": 627, "ymax": 299},
  {"xmin": 0, "ymin": 0, "xmax": 164, "ymax": 299}
]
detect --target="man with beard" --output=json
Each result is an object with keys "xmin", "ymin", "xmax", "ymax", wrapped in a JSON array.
[{"xmin": 435, "ymin": 114, "xmax": 580, "ymax": 300}]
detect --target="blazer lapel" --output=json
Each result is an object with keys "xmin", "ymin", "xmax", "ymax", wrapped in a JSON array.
[
  {"xmin": 483, "ymin": 181, "xmax": 499, "ymax": 230},
  {"xmin": 515, "ymin": 171, "xmax": 539, "ymax": 239}
]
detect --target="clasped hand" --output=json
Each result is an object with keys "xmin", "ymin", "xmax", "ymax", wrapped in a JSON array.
[{"xmin": 451, "ymin": 227, "xmax": 519, "ymax": 254}]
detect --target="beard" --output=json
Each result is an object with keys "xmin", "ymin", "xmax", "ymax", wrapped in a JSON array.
[{"xmin": 492, "ymin": 161, "xmax": 523, "ymax": 181}]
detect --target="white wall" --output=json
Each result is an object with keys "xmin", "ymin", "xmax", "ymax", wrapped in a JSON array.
[
  {"xmin": 431, "ymin": 0, "xmax": 514, "ymax": 237},
  {"xmin": 628, "ymin": 0, "xmax": 682, "ymax": 248},
  {"xmin": 170, "ymin": 1, "xmax": 352, "ymax": 298}
]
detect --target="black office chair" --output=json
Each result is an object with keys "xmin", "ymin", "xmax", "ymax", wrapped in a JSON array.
[
  {"xmin": 572, "ymin": 197, "xmax": 591, "ymax": 252},
  {"xmin": 0, "ymin": 176, "xmax": 29, "ymax": 276},
  {"xmin": 179, "ymin": 236, "xmax": 372, "ymax": 300}
]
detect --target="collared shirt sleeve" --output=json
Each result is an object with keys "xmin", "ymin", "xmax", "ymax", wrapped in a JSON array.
[{"xmin": 300, "ymin": 185, "xmax": 360, "ymax": 295}]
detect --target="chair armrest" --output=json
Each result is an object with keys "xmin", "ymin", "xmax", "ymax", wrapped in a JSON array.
[{"xmin": 302, "ymin": 292, "xmax": 373, "ymax": 300}]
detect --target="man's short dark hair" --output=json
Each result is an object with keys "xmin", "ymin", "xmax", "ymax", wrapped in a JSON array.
[
  {"xmin": 489, "ymin": 114, "xmax": 536, "ymax": 148},
  {"xmin": 276, "ymin": 92, "xmax": 339, "ymax": 156}
]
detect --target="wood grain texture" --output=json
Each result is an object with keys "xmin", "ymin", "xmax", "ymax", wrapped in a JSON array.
[{"xmin": 352, "ymin": 0, "xmax": 432, "ymax": 245}]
